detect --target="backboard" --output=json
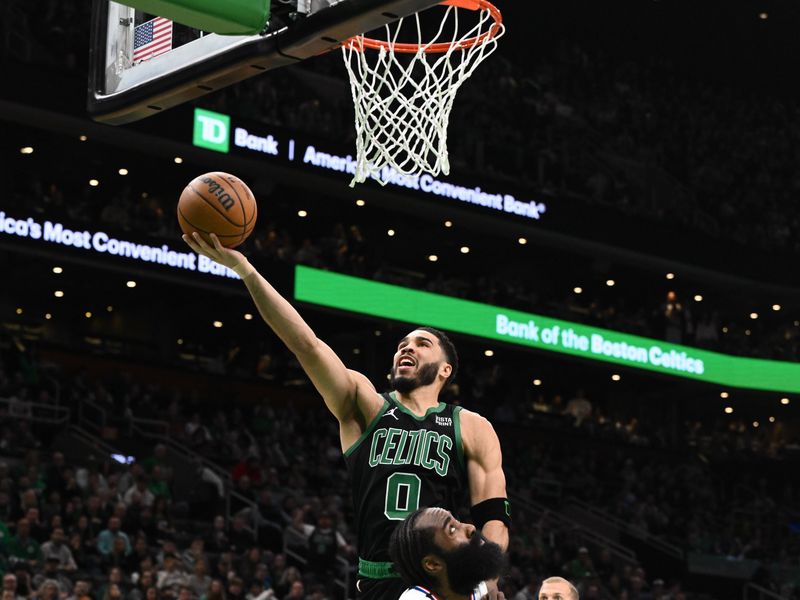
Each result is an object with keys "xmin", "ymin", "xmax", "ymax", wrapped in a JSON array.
[{"xmin": 88, "ymin": 0, "xmax": 441, "ymax": 125}]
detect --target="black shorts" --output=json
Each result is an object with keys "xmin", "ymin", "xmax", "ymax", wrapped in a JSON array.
[{"xmin": 355, "ymin": 577, "xmax": 409, "ymax": 599}]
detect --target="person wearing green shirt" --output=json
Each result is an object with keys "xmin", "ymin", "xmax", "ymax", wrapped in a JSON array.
[{"xmin": 6, "ymin": 519, "xmax": 41, "ymax": 567}]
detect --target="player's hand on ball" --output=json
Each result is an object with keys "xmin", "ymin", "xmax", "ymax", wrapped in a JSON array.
[{"xmin": 183, "ymin": 232, "xmax": 248, "ymax": 273}]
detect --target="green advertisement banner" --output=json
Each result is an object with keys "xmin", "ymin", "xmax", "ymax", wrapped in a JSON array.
[{"xmin": 294, "ymin": 266, "xmax": 800, "ymax": 394}]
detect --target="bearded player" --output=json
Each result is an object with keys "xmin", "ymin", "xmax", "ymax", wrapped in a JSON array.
[
  {"xmin": 389, "ymin": 507, "xmax": 508, "ymax": 600},
  {"xmin": 183, "ymin": 233, "xmax": 510, "ymax": 599}
]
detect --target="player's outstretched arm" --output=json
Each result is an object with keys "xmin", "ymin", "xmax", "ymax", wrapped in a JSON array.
[
  {"xmin": 461, "ymin": 411, "xmax": 509, "ymax": 552},
  {"xmin": 182, "ymin": 233, "xmax": 376, "ymax": 424}
]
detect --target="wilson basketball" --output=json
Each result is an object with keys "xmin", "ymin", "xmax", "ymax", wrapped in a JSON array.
[{"xmin": 177, "ymin": 172, "xmax": 257, "ymax": 248}]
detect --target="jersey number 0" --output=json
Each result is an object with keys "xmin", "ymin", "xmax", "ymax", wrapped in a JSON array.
[{"xmin": 384, "ymin": 472, "xmax": 421, "ymax": 520}]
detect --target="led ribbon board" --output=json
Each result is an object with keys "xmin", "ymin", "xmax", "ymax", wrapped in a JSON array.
[{"xmin": 294, "ymin": 266, "xmax": 800, "ymax": 393}]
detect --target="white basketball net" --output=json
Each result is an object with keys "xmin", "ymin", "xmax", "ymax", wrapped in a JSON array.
[{"xmin": 342, "ymin": 1, "xmax": 504, "ymax": 186}]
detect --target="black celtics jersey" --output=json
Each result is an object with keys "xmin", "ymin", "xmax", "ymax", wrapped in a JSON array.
[{"xmin": 345, "ymin": 391, "xmax": 469, "ymax": 565}]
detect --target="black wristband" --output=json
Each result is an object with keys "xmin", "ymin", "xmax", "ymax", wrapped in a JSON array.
[{"xmin": 471, "ymin": 497, "xmax": 511, "ymax": 529}]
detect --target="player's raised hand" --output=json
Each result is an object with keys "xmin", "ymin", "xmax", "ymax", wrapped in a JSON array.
[{"xmin": 183, "ymin": 232, "xmax": 247, "ymax": 271}]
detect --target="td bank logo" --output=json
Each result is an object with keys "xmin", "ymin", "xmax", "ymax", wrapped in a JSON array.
[{"xmin": 193, "ymin": 108, "xmax": 230, "ymax": 153}]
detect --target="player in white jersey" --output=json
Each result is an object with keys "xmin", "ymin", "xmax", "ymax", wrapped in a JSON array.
[{"xmin": 389, "ymin": 507, "xmax": 506, "ymax": 600}]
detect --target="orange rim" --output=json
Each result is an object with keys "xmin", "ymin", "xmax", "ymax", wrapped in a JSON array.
[{"xmin": 343, "ymin": 0, "xmax": 503, "ymax": 54}]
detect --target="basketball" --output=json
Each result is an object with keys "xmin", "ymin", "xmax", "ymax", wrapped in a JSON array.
[{"xmin": 177, "ymin": 172, "xmax": 257, "ymax": 248}]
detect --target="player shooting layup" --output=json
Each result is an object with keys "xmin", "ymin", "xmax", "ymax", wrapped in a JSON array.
[{"xmin": 183, "ymin": 233, "xmax": 510, "ymax": 599}]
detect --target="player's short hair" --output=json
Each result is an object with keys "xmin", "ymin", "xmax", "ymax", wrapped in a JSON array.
[
  {"xmin": 415, "ymin": 326, "xmax": 459, "ymax": 385},
  {"xmin": 541, "ymin": 577, "xmax": 579, "ymax": 600},
  {"xmin": 389, "ymin": 508, "xmax": 439, "ymax": 590}
]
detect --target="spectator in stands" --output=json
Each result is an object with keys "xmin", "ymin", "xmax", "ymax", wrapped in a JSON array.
[
  {"xmin": 513, "ymin": 577, "xmax": 538, "ymax": 600},
  {"xmin": 156, "ymin": 554, "xmax": 188, "ymax": 600},
  {"xmin": 40, "ymin": 529, "xmax": 77, "ymax": 573},
  {"xmin": 148, "ymin": 468, "xmax": 170, "ymax": 502},
  {"xmin": 180, "ymin": 540, "xmax": 205, "ymax": 573},
  {"xmin": 67, "ymin": 581, "xmax": 92, "ymax": 600},
  {"xmin": 205, "ymin": 517, "xmax": 229, "ymax": 555},
  {"xmin": 97, "ymin": 568, "xmax": 128, "ymax": 600},
  {"xmin": 563, "ymin": 548, "xmax": 595, "ymax": 583},
  {"xmin": 244, "ymin": 580, "xmax": 274, "ymax": 600},
  {"xmin": 3, "ymin": 574, "xmax": 25, "ymax": 600},
  {"xmin": 187, "ymin": 562, "xmax": 210, "ymax": 600},
  {"xmin": 236, "ymin": 548, "xmax": 263, "ymax": 585},
  {"xmin": 227, "ymin": 517, "xmax": 255, "ymax": 555},
  {"xmin": 8, "ymin": 519, "xmax": 42, "ymax": 568},
  {"xmin": 297, "ymin": 511, "xmax": 351, "ymax": 583},
  {"xmin": 96, "ymin": 518, "xmax": 131, "ymax": 558},
  {"xmin": 231, "ymin": 456, "xmax": 263, "ymax": 488},
  {"xmin": 102, "ymin": 583, "xmax": 123, "ymax": 600},
  {"xmin": 34, "ymin": 579, "xmax": 60, "ymax": 600},
  {"xmin": 142, "ymin": 446, "xmax": 170, "ymax": 477},
  {"xmin": 123, "ymin": 480, "xmax": 154, "ymax": 509},
  {"xmin": 200, "ymin": 580, "xmax": 225, "ymax": 600},
  {"xmin": 126, "ymin": 537, "xmax": 153, "ymax": 575},
  {"xmin": 32, "ymin": 558, "xmax": 72, "ymax": 596},
  {"xmin": 102, "ymin": 537, "xmax": 133, "ymax": 572},
  {"xmin": 225, "ymin": 579, "xmax": 244, "ymax": 600},
  {"xmin": 127, "ymin": 571, "xmax": 155, "ymax": 600},
  {"xmin": 281, "ymin": 581, "xmax": 304, "ymax": 600}
]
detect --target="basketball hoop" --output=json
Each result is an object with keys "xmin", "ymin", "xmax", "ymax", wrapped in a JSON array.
[{"xmin": 341, "ymin": 0, "xmax": 504, "ymax": 187}]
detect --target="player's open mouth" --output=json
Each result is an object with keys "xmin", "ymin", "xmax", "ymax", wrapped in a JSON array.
[{"xmin": 398, "ymin": 358, "xmax": 416, "ymax": 368}]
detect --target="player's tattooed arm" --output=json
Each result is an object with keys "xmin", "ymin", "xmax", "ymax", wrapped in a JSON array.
[
  {"xmin": 461, "ymin": 410, "xmax": 509, "ymax": 552},
  {"xmin": 183, "ymin": 232, "xmax": 381, "ymax": 432}
]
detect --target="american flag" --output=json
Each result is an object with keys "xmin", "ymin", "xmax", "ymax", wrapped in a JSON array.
[{"xmin": 133, "ymin": 17, "xmax": 172, "ymax": 63}]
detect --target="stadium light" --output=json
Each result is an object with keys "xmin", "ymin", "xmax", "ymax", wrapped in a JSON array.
[
  {"xmin": 428, "ymin": 255, "xmax": 438, "ymax": 262},
  {"xmin": 45, "ymin": 313, "xmax": 52, "ymax": 320},
  {"xmin": 79, "ymin": 135, "xmax": 88, "ymax": 141},
  {"xmin": 720, "ymin": 392, "xmax": 729, "ymax": 398},
  {"xmin": 781, "ymin": 398, "xmax": 790, "ymax": 405},
  {"xmin": 15, "ymin": 308, "xmax": 22, "ymax": 315},
  {"xmin": 52, "ymin": 267, "xmax": 63, "ymax": 274},
  {"xmin": 611, "ymin": 374, "xmax": 621, "ymax": 381},
  {"xmin": 126, "ymin": 280, "xmax": 137, "ymax": 288},
  {"xmin": 54, "ymin": 291, "xmax": 64, "ymax": 298},
  {"xmin": 518, "ymin": 237, "xmax": 527, "ymax": 245},
  {"xmin": 174, "ymin": 157, "xmax": 183, "ymax": 164},
  {"xmin": 297, "ymin": 210, "xmax": 308, "ymax": 217},
  {"xmin": 387, "ymin": 229, "xmax": 395, "ymax": 237},
  {"xmin": 533, "ymin": 379, "xmax": 542, "ymax": 386},
  {"xmin": 244, "ymin": 313, "xmax": 254, "ymax": 320},
  {"xmin": 460, "ymin": 246, "xmax": 470, "ymax": 254},
  {"xmin": 444, "ymin": 220, "xmax": 453, "ymax": 228},
  {"xmin": 118, "ymin": 168, "xmax": 129, "ymax": 175},
  {"xmin": 574, "ymin": 287, "xmax": 583, "ymax": 294},
  {"xmin": 20, "ymin": 147, "xmax": 34, "ymax": 155},
  {"xmin": 213, "ymin": 320, "xmax": 223, "ymax": 328},
  {"xmin": 666, "ymin": 273, "xmax": 675, "ymax": 280},
  {"xmin": 694, "ymin": 294, "xmax": 703, "ymax": 302},
  {"xmin": 484, "ymin": 349, "xmax": 494, "ymax": 357},
  {"xmin": 750, "ymin": 312, "xmax": 758, "ymax": 319},
  {"xmin": 724, "ymin": 406, "xmax": 734, "ymax": 414},
  {"xmin": 769, "ymin": 416, "xmax": 776, "ymax": 423},
  {"xmin": 89, "ymin": 179, "xmax": 99, "ymax": 187},
  {"xmin": 752, "ymin": 421, "xmax": 759, "ymax": 428},
  {"xmin": 85, "ymin": 312, "xmax": 92, "ymax": 319},
  {"xmin": 772, "ymin": 304, "xmax": 781, "ymax": 311},
  {"xmin": 606, "ymin": 279, "xmax": 615, "ymax": 287},
  {"xmin": 355, "ymin": 199, "xmax": 365, "ymax": 206}
]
